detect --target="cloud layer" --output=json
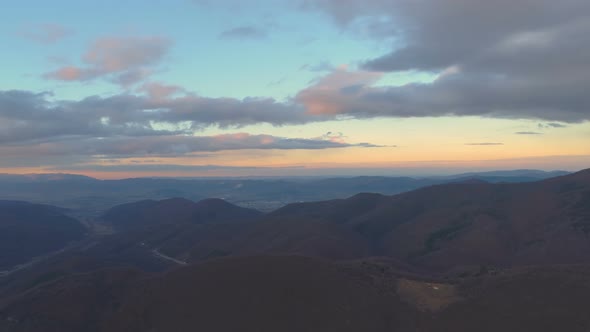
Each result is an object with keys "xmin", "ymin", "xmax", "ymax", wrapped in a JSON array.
[
  {"xmin": 34, "ymin": 2, "xmax": 590, "ymax": 125},
  {"xmin": 0, "ymin": 132, "xmax": 384, "ymax": 168},
  {"xmin": 303, "ymin": 0, "xmax": 590, "ymax": 122},
  {"xmin": 0, "ymin": 89, "xmax": 317, "ymax": 145},
  {"xmin": 0, "ymin": 89, "xmax": 384, "ymax": 167},
  {"xmin": 3, "ymin": 133, "xmax": 382, "ymax": 157},
  {"xmin": 4, "ymin": 1, "xmax": 590, "ymax": 173}
]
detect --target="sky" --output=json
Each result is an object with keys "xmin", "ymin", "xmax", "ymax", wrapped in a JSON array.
[{"xmin": 1, "ymin": 0, "xmax": 589, "ymax": 178}]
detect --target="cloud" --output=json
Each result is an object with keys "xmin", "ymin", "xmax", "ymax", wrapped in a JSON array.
[
  {"xmin": 539, "ymin": 122, "xmax": 568, "ymax": 129},
  {"xmin": 6, "ymin": 133, "xmax": 383, "ymax": 157},
  {"xmin": 42, "ymin": 154, "xmax": 590, "ymax": 176},
  {"xmin": 18, "ymin": 23, "xmax": 72, "ymax": 44},
  {"xmin": 0, "ymin": 90, "xmax": 183, "ymax": 144},
  {"xmin": 139, "ymin": 82, "xmax": 186, "ymax": 100},
  {"xmin": 317, "ymin": 131, "xmax": 347, "ymax": 143},
  {"xmin": 303, "ymin": 0, "xmax": 590, "ymax": 122},
  {"xmin": 465, "ymin": 143, "xmax": 504, "ymax": 146},
  {"xmin": 0, "ymin": 132, "xmax": 385, "ymax": 168},
  {"xmin": 291, "ymin": 65, "xmax": 590, "ymax": 122},
  {"xmin": 515, "ymin": 131, "xmax": 543, "ymax": 135},
  {"xmin": 296, "ymin": 67, "xmax": 382, "ymax": 115},
  {"xmin": 219, "ymin": 26, "xmax": 267, "ymax": 40},
  {"xmin": 0, "ymin": 87, "xmax": 393, "ymax": 169},
  {"xmin": 44, "ymin": 66, "xmax": 96, "ymax": 81},
  {"xmin": 547, "ymin": 122, "xmax": 568, "ymax": 128},
  {"xmin": 48, "ymin": 163, "xmax": 283, "ymax": 173},
  {"xmin": 44, "ymin": 35, "xmax": 171, "ymax": 85},
  {"xmin": 112, "ymin": 68, "xmax": 153, "ymax": 87},
  {"xmin": 152, "ymin": 95, "xmax": 313, "ymax": 128},
  {"xmin": 0, "ymin": 87, "xmax": 317, "ymax": 144}
]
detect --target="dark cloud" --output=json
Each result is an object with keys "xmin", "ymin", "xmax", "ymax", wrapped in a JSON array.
[
  {"xmin": 0, "ymin": 90, "xmax": 181, "ymax": 144},
  {"xmin": 0, "ymin": 132, "xmax": 384, "ymax": 168},
  {"xmin": 33, "ymin": 133, "xmax": 384, "ymax": 157},
  {"xmin": 303, "ymin": 0, "xmax": 590, "ymax": 122},
  {"xmin": 219, "ymin": 26, "xmax": 267, "ymax": 39},
  {"xmin": 0, "ymin": 89, "xmax": 316, "ymax": 144},
  {"xmin": 515, "ymin": 131, "xmax": 543, "ymax": 135},
  {"xmin": 0, "ymin": 89, "xmax": 385, "ymax": 165},
  {"xmin": 340, "ymin": 84, "xmax": 365, "ymax": 95},
  {"xmin": 151, "ymin": 95, "xmax": 313, "ymax": 128},
  {"xmin": 18, "ymin": 23, "xmax": 72, "ymax": 44},
  {"xmin": 539, "ymin": 122, "xmax": 568, "ymax": 129},
  {"xmin": 292, "ymin": 64, "xmax": 590, "ymax": 123},
  {"xmin": 547, "ymin": 122, "xmax": 568, "ymax": 128}
]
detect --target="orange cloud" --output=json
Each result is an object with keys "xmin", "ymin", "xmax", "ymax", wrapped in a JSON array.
[{"xmin": 297, "ymin": 67, "xmax": 382, "ymax": 115}]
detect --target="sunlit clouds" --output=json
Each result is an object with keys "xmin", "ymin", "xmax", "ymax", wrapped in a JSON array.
[{"xmin": 1, "ymin": 0, "xmax": 589, "ymax": 177}]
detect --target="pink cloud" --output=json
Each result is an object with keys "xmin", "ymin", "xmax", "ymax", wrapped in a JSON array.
[
  {"xmin": 140, "ymin": 82, "xmax": 186, "ymax": 100},
  {"xmin": 213, "ymin": 133, "xmax": 251, "ymax": 142},
  {"xmin": 44, "ymin": 35, "xmax": 172, "ymax": 86},
  {"xmin": 296, "ymin": 67, "xmax": 382, "ymax": 115},
  {"xmin": 44, "ymin": 66, "xmax": 97, "ymax": 81},
  {"xmin": 260, "ymin": 135, "xmax": 275, "ymax": 145},
  {"xmin": 82, "ymin": 36, "xmax": 171, "ymax": 72}
]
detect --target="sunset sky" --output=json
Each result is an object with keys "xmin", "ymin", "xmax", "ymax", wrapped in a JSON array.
[{"xmin": 1, "ymin": 0, "xmax": 589, "ymax": 178}]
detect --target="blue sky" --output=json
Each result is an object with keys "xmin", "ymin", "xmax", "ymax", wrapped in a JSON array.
[
  {"xmin": 2, "ymin": 0, "xmax": 387, "ymax": 99},
  {"xmin": 0, "ymin": 0, "xmax": 589, "ymax": 178}
]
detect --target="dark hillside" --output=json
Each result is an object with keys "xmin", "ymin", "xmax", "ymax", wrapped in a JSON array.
[{"xmin": 0, "ymin": 201, "xmax": 86, "ymax": 270}]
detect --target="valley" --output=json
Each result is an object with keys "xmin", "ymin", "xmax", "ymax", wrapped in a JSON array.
[{"xmin": 0, "ymin": 169, "xmax": 589, "ymax": 331}]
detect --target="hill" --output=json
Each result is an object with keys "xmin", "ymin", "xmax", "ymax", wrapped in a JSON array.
[
  {"xmin": 0, "ymin": 169, "xmax": 568, "ymax": 214},
  {"xmin": 260, "ymin": 169, "xmax": 590, "ymax": 271},
  {"xmin": 87, "ymin": 169, "xmax": 590, "ymax": 271},
  {"xmin": 101, "ymin": 197, "xmax": 261, "ymax": 231},
  {"xmin": 92, "ymin": 198, "xmax": 262, "ymax": 263},
  {"xmin": 0, "ymin": 201, "xmax": 86, "ymax": 271},
  {"xmin": 2, "ymin": 256, "xmax": 590, "ymax": 332}
]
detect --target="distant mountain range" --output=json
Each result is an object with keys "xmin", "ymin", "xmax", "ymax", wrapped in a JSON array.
[
  {"xmin": 0, "ymin": 169, "xmax": 571, "ymax": 214},
  {"xmin": 0, "ymin": 173, "xmax": 96, "ymax": 183},
  {"xmin": 0, "ymin": 169, "xmax": 570, "ymax": 183},
  {"xmin": 436, "ymin": 169, "xmax": 570, "ymax": 179}
]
